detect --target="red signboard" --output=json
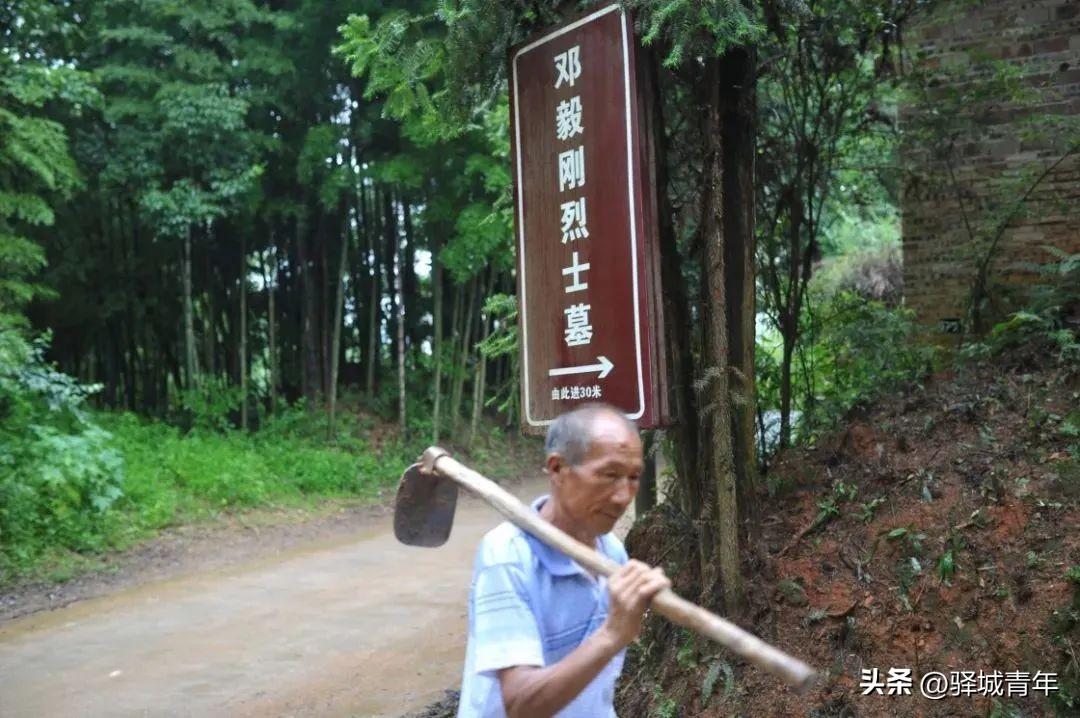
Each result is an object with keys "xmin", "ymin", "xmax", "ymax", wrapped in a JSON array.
[{"xmin": 509, "ymin": 4, "xmax": 666, "ymax": 430}]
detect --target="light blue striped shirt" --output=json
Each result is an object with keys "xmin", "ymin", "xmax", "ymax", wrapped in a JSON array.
[{"xmin": 456, "ymin": 495, "xmax": 629, "ymax": 718}]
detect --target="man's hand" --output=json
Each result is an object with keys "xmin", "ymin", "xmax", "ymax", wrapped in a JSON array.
[{"xmin": 600, "ymin": 560, "xmax": 671, "ymax": 649}]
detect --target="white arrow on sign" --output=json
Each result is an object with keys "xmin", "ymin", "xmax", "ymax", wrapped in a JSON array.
[{"xmin": 548, "ymin": 355, "xmax": 614, "ymax": 379}]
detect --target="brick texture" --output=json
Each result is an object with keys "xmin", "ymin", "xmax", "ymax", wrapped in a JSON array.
[{"xmin": 901, "ymin": 0, "xmax": 1080, "ymax": 334}]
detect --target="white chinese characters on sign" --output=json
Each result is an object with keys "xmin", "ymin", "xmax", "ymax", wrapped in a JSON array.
[
  {"xmin": 561, "ymin": 251, "xmax": 589, "ymax": 294},
  {"xmin": 563, "ymin": 303, "xmax": 593, "ymax": 347},
  {"xmin": 552, "ymin": 43, "xmax": 601, "ymax": 390},
  {"xmin": 557, "ymin": 146, "xmax": 585, "ymax": 192},
  {"xmin": 553, "ymin": 46, "xmax": 581, "ymax": 89},
  {"xmin": 560, "ymin": 198, "xmax": 588, "ymax": 243},
  {"xmin": 555, "ymin": 96, "xmax": 584, "ymax": 140},
  {"xmin": 550, "ymin": 385, "xmax": 603, "ymax": 401}
]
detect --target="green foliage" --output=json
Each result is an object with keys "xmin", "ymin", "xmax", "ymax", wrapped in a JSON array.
[
  {"xmin": 813, "ymin": 479, "xmax": 858, "ymax": 527},
  {"xmin": 336, "ymin": 11, "xmax": 446, "ymax": 135},
  {"xmin": 758, "ymin": 290, "xmax": 933, "ymax": 449},
  {"xmin": 1, "ymin": 400, "xmax": 416, "ymax": 584},
  {"xmin": 625, "ymin": 0, "xmax": 762, "ymax": 68},
  {"xmin": 936, "ymin": 548, "xmax": 955, "ymax": 584},
  {"xmin": 174, "ymin": 376, "xmax": 245, "ymax": 433},
  {"xmin": 651, "ymin": 687, "xmax": 678, "ymax": 718},
  {"xmin": 700, "ymin": 658, "xmax": 735, "ymax": 707},
  {"xmin": 960, "ymin": 249, "xmax": 1080, "ymax": 364},
  {"xmin": 0, "ymin": 330, "xmax": 122, "ymax": 579},
  {"xmin": 477, "ymin": 293, "xmax": 519, "ymax": 422},
  {"xmin": 855, "ymin": 496, "xmax": 885, "ymax": 522},
  {"xmin": 675, "ymin": 631, "xmax": 697, "ymax": 669},
  {"xmin": 108, "ymin": 411, "xmax": 389, "ymax": 513},
  {"xmin": 0, "ymin": 8, "xmax": 95, "ymax": 326},
  {"xmin": 754, "ymin": 0, "xmax": 919, "ymax": 451}
]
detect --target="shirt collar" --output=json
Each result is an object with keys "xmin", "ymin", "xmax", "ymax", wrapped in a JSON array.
[{"xmin": 525, "ymin": 494, "xmax": 601, "ymax": 578}]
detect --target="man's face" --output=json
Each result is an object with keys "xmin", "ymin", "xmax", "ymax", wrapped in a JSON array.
[{"xmin": 549, "ymin": 414, "xmax": 644, "ymax": 537}]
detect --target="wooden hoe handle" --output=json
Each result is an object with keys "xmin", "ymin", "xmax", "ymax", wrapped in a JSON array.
[{"xmin": 421, "ymin": 447, "xmax": 818, "ymax": 691}]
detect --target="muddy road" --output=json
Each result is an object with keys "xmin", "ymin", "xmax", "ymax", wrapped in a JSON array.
[{"xmin": 0, "ymin": 476, "xmax": 556, "ymax": 718}]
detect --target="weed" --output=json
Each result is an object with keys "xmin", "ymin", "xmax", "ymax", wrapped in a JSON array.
[
  {"xmin": 777, "ymin": 578, "xmax": 809, "ymax": 607},
  {"xmin": 700, "ymin": 659, "xmax": 735, "ymax": 708},
  {"xmin": 675, "ymin": 630, "xmax": 698, "ymax": 669},
  {"xmin": 651, "ymin": 684, "xmax": 679, "ymax": 718},
  {"xmin": 854, "ymin": 496, "xmax": 885, "ymax": 522},
  {"xmin": 814, "ymin": 480, "xmax": 859, "ymax": 528},
  {"xmin": 885, "ymin": 525, "xmax": 926, "ymax": 556},
  {"xmin": 1067, "ymin": 566, "xmax": 1080, "ymax": 586},
  {"xmin": 936, "ymin": 549, "xmax": 956, "ymax": 584}
]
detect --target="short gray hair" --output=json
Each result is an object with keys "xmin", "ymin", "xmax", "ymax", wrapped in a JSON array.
[{"xmin": 544, "ymin": 403, "xmax": 638, "ymax": 465}]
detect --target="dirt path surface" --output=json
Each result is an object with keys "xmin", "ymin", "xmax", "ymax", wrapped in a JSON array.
[{"xmin": 0, "ymin": 476, "xmax": 555, "ymax": 718}]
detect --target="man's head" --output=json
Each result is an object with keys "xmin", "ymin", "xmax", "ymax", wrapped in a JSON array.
[{"xmin": 543, "ymin": 403, "xmax": 643, "ymax": 538}]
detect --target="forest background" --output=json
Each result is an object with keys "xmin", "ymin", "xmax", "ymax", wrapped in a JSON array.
[{"xmin": 1, "ymin": 0, "xmax": 1077, "ymax": 639}]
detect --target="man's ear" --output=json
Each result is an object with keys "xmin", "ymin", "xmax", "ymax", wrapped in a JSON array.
[{"xmin": 545, "ymin": 453, "xmax": 565, "ymax": 482}]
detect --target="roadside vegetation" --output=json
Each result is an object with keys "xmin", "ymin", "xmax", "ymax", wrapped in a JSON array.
[{"xmin": 0, "ymin": 331, "xmax": 532, "ymax": 584}]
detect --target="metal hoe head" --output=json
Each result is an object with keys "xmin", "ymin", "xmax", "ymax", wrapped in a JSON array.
[{"xmin": 393, "ymin": 462, "xmax": 459, "ymax": 547}]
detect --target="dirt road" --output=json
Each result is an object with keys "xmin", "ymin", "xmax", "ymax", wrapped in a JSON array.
[{"xmin": 0, "ymin": 476, "xmax": 556, "ymax": 718}]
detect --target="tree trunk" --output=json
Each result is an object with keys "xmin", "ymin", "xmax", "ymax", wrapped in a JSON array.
[
  {"xmin": 400, "ymin": 196, "xmax": 418, "ymax": 349},
  {"xmin": 381, "ymin": 189, "xmax": 398, "ymax": 345},
  {"xmin": 321, "ymin": 213, "xmax": 332, "ymax": 401},
  {"xmin": 328, "ymin": 201, "xmax": 352, "ymax": 439},
  {"xmin": 452, "ymin": 275, "xmax": 479, "ymax": 433},
  {"xmin": 778, "ymin": 176, "xmax": 806, "ymax": 449},
  {"xmin": 297, "ymin": 209, "xmax": 320, "ymax": 403},
  {"xmin": 183, "ymin": 225, "xmax": 198, "ymax": 390},
  {"xmin": 644, "ymin": 47, "xmax": 700, "ymax": 521},
  {"xmin": 779, "ymin": 326, "xmax": 795, "ymax": 450},
  {"xmin": 365, "ymin": 182, "xmax": 381, "ymax": 397},
  {"xmin": 635, "ymin": 430, "xmax": 658, "ymax": 515},
  {"xmin": 393, "ymin": 199, "xmax": 406, "ymax": 434},
  {"xmin": 432, "ymin": 236, "xmax": 444, "ymax": 444},
  {"xmin": 720, "ymin": 46, "xmax": 760, "ymax": 543},
  {"xmin": 443, "ymin": 281, "xmax": 463, "ymax": 437},
  {"xmin": 266, "ymin": 239, "xmax": 278, "ymax": 413},
  {"xmin": 201, "ymin": 226, "xmax": 215, "ymax": 380},
  {"xmin": 348, "ymin": 187, "xmax": 368, "ymax": 392},
  {"xmin": 700, "ymin": 56, "xmax": 744, "ymax": 615},
  {"xmin": 240, "ymin": 233, "xmax": 248, "ymax": 430},
  {"xmin": 469, "ymin": 271, "xmax": 493, "ymax": 446}
]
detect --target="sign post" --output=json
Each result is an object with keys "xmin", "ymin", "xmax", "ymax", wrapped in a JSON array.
[{"xmin": 509, "ymin": 3, "xmax": 667, "ymax": 431}]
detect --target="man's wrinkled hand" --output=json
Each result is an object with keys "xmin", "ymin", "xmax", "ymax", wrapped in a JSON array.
[{"xmin": 601, "ymin": 560, "xmax": 671, "ymax": 649}]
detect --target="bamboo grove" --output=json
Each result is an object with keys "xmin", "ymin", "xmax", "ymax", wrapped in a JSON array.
[{"xmin": 7, "ymin": 0, "xmax": 515, "ymax": 442}]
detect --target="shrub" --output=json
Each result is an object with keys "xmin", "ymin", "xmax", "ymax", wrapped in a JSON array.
[
  {"xmin": 757, "ymin": 291, "xmax": 934, "ymax": 451},
  {"xmin": 0, "ymin": 330, "xmax": 124, "ymax": 577}
]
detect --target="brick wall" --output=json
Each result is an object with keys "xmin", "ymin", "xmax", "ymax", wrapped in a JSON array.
[{"xmin": 901, "ymin": 0, "xmax": 1080, "ymax": 334}]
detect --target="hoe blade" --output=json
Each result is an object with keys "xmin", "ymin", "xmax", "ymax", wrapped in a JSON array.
[{"xmin": 393, "ymin": 462, "xmax": 459, "ymax": 547}]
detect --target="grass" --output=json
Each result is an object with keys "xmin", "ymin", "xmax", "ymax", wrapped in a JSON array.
[
  {"xmin": 2, "ymin": 404, "xmax": 533, "ymax": 586},
  {"xmin": 106, "ymin": 411, "xmax": 392, "ymax": 525}
]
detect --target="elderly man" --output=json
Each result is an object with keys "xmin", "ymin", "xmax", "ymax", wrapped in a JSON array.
[{"xmin": 456, "ymin": 403, "xmax": 671, "ymax": 718}]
